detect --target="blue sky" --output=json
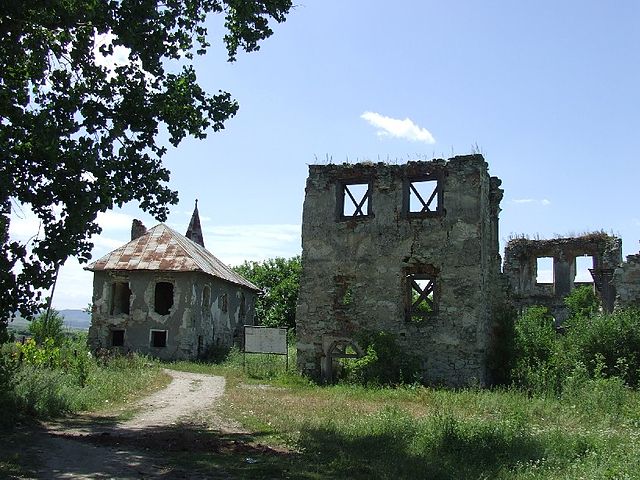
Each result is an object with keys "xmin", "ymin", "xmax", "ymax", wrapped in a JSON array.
[{"xmin": 9, "ymin": 0, "xmax": 640, "ymax": 309}]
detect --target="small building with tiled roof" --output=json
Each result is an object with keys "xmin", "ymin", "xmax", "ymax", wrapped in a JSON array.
[{"xmin": 85, "ymin": 203, "xmax": 259, "ymax": 360}]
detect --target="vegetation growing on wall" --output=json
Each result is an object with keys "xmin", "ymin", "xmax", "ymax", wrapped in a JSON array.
[{"xmin": 339, "ymin": 330, "xmax": 421, "ymax": 386}]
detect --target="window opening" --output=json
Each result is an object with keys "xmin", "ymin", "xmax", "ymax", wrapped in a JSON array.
[
  {"xmin": 154, "ymin": 282, "xmax": 174, "ymax": 315},
  {"xmin": 111, "ymin": 329, "xmax": 125, "ymax": 347},
  {"xmin": 110, "ymin": 282, "xmax": 131, "ymax": 315},
  {"xmin": 328, "ymin": 340, "xmax": 362, "ymax": 383},
  {"xmin": 536, "ymin": 257, "xmax": 553, "ymax": 284},
  {"xmin": 409, "ymin": 275, "xmax": 435, "ymax": 323},
  {"xmin": 342, "ymin": 183, "xmax": 370, "ymax": 217},
  {"xmin": 220, "ymin": 293, "xmax": 228, "ymax": 313},
  {"xmin": 408, "ymin": 179, "xmax": 439, "ymax": 213},
  {"xmin": 202, "ymin": 286, "xmax": 211, "ymax": 310},
  {"xmin": 239, "ymin": 292, "xmax": 246, "ymax": 319},
  {"xmin": 150, "ymin": 329, "xmax": 167, "ymax": 348},
  {"xmin": 575, "ymin": 255, "xmax": 595, "ymax": 283}
]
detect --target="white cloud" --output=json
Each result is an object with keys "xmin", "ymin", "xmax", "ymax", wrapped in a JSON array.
[
  {"xmin": 204, "ymin": 224, "xmax": 301, "ymax": 266},
  {"xmin": 361, "ymin": 111, "xmax": 436, "ymax": 144},
  {"xmin": 54, "ymin": 259, "xmax": 95, "ymax": 310},
  {"xmin": 96, "ymin": 211, "xmax": 134, "ymax": 230}
]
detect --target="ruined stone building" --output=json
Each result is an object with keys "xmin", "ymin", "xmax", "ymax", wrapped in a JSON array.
[
  {"xmin": 503, "ymin": 234, "xmax": 623, "ymax": 323},
  {"xmin": 615, "ymin": 249, "xmax": 640, "ymax": 308},
  {"xmin": 295, "ymin": 155, "xmax": 504, "ymax": 386},
  {"xmin": 295, "ymin": 153, "xmax": 640, "ymax": 387},
  {"xmin": 86, "ymin": 203, "xmax": 258, "ymax": 360}
]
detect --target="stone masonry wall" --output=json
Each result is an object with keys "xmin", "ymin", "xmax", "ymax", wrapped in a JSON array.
[
  {"xmin": 503, "ymin": 234, "xmax": 622, "ymax": 322},
  {"xmin": 295, "ymin": 155, "xmax": 503, "ymax": 387},
  {"xmin": 615, "ymin": 250, "xmax": 640, "ymax": 308}
]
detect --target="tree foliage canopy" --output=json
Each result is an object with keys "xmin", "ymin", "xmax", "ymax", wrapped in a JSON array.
[
  {"xmin": 0, "ymin": 0, "xmax": 292, "ymax": 322},
  {"xmin": 233, "ymin": 256, "xmax": 300, "ymax": 330}
]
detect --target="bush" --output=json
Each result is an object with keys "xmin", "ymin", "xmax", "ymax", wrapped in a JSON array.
[
  {"xmin": 561, "ymin": 359, "xmax": 631, "ymax": 419},
  {"xmin": 0, "ymin": 343, "xmax": 20, "ymax": 426},
  {"xmin": 2, "ymin": 331, "xmax": 164, "ymax": 423},
  {"xmin": 510, "ymin": 302, "xmax": 640, "ymax": 396},
  {"xmin": 511, "ymin": 306, "xmax": 561, "ymax": 393},
  {"xmin": 13, "ymin": 365, "xmax": 74, "ymax": 417},
  {"xmin": 564, "ymin": 285, "xmax": 600, "ymax": 319},
  {"xmin": 233, "ymin": 256, "xmax": 301, "ymax": 330},
  {"xmin": 564, "ymin": 309, "xmax": 640, "ymax": 387},
  {"xmin": 28, "ymin": 309, "xmax": 65, "ymax": 346},
  {"xmin": 340, "ymin": 331, "xmax": 420, "ymax": 386}
]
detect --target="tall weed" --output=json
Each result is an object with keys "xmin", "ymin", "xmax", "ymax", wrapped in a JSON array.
[{"xmin": 339, "ymin": 330, "xmax": 420, "ymax": 386}]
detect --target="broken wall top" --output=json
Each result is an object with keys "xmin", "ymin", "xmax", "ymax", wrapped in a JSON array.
[
  {"xmin": 505, "ymin": 232, "xmax": 622, "ymax": 268},
  {"xmin": 308, "ymin": 154, "xmax": 496, "ymax": 183}
]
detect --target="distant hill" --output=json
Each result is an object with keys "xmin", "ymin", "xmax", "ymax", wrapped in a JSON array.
[
  {"xmin": 7, "ymin": 309, "xmax": 91, "ymax": 332},
  {"xmin": 59, "ymin": 309, "xmax": 91, "ymax": 330}
]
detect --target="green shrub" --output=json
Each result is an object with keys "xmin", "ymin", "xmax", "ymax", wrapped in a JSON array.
[
  {"xmin": 3, "ymin": 333, "xmax": 164, "ymax": 423},
  {"xmin": 511, "ymin": 306, "xmax": 562, "ymax": 393},
  {"xmin": 15, "ymin": 337, "xmax": 61, "ymax": 369},
  {"xmin": 13, "ymin": 365, "xmax": 74, "ymax": 417},
  {"xmin": 562, "ymin": 359, "xmax": 631, "ymax": 419},
  {"xmin": 340, "ymin": 331, "xmax": 420, "ymax": 386},
  {"xmin": 28, "ymin": 309, "xmax": 65, "ymax": 346},
  {"xmin": 564, "ymin": 285, "xmax": 600, "ymax": 319},
  {"xmin": 0, "ymin": 343, "xmax": 20, "ymax": 426},
  {"xmin": 563, "ymin": 309, "xmax": 640, "ymax": 387},
  {"xmin": 510, "ymin": 303, "xmax": 640, "ymax": 396}
]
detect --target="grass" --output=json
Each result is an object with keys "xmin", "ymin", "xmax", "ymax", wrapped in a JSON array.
[
  {"xmin": 165, "ymin": 348, "xmax": 640, "ymax": 479},
  {"xmin": 4, "ymin": 338, "xmax": 639, "ymax": 479},
  {"xmin": 0, "ymin": 337, "xmax": 170, "ymax": 477}
]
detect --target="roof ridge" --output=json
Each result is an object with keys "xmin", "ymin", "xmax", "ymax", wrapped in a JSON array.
[{"xmin": 86, "ymin": 223, "xmax": 259, "ymax": 291}]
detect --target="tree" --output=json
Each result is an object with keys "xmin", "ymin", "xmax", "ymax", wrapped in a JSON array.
[
  {"xmin": 233, "ymin": 256, "xmax": 300, "ymax": 330},
  {"xmin": 0, "ymin": 1, "xmax": 292, "ymax": 324}
]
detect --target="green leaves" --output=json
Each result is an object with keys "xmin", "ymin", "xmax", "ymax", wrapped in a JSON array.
[
  {"xmin": 0, "ymin": 0, "xmax": 292, "ymax": 321},
  {"xmin": 233, "ymin": 256, "xmax": 300, "ymax": 330}
]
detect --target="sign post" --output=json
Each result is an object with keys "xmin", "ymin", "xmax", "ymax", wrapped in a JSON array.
[{"xmin": 243, "ymin": 326, "xmax": 289, "ymax": 372}]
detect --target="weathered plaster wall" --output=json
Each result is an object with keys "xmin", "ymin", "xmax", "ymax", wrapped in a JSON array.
[
  {"xmin": 503, "ymin": 234, "xmax": 622, "ymax": 322},
  {"xmin": 88, "ymin": 271, "xmax": 256, "ymax": 360},
  {"xmin": 295, "ymin": 155, "xmax": 503, "ymax": 386}
]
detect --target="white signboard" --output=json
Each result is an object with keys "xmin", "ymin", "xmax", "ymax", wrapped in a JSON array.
[{"xmin": 244, "ymin": 326, "xmax": 288, "ymax": 355}]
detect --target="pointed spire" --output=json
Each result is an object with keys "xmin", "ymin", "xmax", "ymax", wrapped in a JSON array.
[{"xmin": 185, "ymin": 199, "xmax": 205, "ymax": 248}]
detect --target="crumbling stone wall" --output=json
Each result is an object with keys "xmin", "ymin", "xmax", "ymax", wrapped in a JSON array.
[
  {"xmin": 503, "ymin": 233, "xmax": 622, "ymax": 322},
  {"xmin": 614, "ymin": 248, "xmax": 640, "ymax": 308},
  {"xmin": 88, "ymin": 271, "xmax": 256, "ymax": 360},
  {"xmin": 295, "ymin": 155, "xmax": 503, "ymax": 387}
]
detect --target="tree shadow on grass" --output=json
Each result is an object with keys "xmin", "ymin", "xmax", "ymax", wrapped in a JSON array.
[
  {"xmin": 29, "ymin": 411, "xmax": 593, "ymax": 479},
  {"xmin": 294, "ymin": 420, "xmax": 549, "ymax": 480},
  {"xmin": 39, "ymin": 418, "xmax": 298, "ymax": 479}
]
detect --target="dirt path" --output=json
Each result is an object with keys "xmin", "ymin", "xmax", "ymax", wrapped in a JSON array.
[{"xmin": 31, "ymin": 369, "xmax": 238, "ymax": 479}]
